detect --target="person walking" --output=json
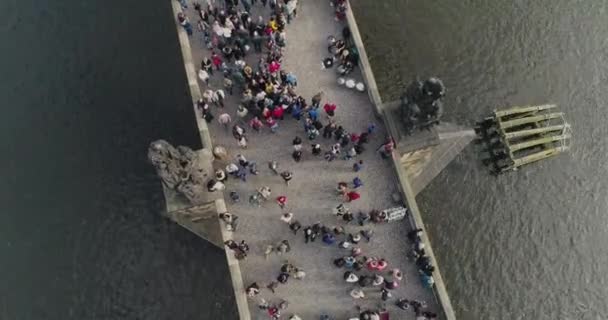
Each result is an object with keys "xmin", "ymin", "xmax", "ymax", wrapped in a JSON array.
[
  {"xmin": 211, "ymin": 52, "xmax": 223, "ymax": 70},
  {"xmin": 202, "ymin": 57, "xmax": 214, "ymax": 75},
  {"xmin": 311, "ymin": 91, "xmax": 323, "ymax": 108},
  {"xmin": 280, "ymin": 171, "xmax": 293, "ymax": 185},
  {"xmin": 292, "ymin": 136, "xmax": 302, "ymax": 151},
  {"xmin": 223, "ymin": 76, "xmax": 234, "ymax": 95},
  {"xmin": 276, "ymin": 195, "xmax": 287, "ymax": 209},
  {"xmin": 353, "ymin": 160, "xmax": 364, "ymax": 172},
  {"xmin": 276, "ymin": 240, "xmax": 291, "ymax": 254},
  {"xmin": 213, "ymin": 89, "xmax": 225, "ymax": 108},
  {"xmin": 303, "ymin": 226, "xmax": 313, "ymax": 243},
  {"xmin": 236, "ymin": 105, "xmax": 248, "ymax": 121},
  {"xmin": 218, "ymin": 112, "xmax": 232, "ymax": 130},
  {"xmin": 198, "ymin": 68, "xmax": 210, "ymax": 85},
  {"xmin": 350, "ymin": 288, "xmax": 365, "ymax": 299},
  {"xmin": 280, "ymin": 212, "xmax": 293, "ymax": 224},
  {"xmin": 249, "ymin": 116, "xmax": 263, "ymax": 132},
  {"xmin": 289, "ymin": 220, "xmax": 301, "ymax": 234},
  {"xmin": 353, "ymin": 177, "xmax": 363, "ymax": 188}
]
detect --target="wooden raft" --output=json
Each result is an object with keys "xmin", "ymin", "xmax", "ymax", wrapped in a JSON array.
[{"xmin": 475, "ymin": 104, "xmax": 572, "ymax": 173}]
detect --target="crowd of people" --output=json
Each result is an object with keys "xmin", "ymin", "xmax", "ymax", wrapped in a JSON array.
[{"xmin": 176, "ymin": 0, "xmax": 438, "ymax": 319}]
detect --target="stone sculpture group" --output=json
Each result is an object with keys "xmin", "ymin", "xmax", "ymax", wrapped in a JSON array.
[
  {"xmin": 400, "ymin": 77, "xmax": 446, "ymax": 134},
  {"xmin": 147, "ymin": 140, "xmax": 206, "ymax": 203}
]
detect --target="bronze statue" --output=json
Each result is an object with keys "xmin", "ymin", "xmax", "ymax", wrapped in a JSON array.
[{"xmin": 400, "ymin": 77, "xmax": 445, "ymax": 134}]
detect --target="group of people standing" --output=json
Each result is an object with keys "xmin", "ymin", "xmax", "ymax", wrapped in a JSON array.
[{"xmin": 177, "ymin": 0, "xmax": 438, "ymax": 319}]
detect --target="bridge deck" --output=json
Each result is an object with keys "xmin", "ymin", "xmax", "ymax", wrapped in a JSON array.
[{"xmin": 180, "ymin": 0, "xmax": 439, "ymax": 318}]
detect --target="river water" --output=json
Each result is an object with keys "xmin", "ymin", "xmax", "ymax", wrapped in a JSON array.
[
  {"xmin": 351, "ymin": 1, "xmax": 608, "ymax": 319},
  {"xmin": 0, "ymin": 0, "xmax": 237, "ymax": 318}
]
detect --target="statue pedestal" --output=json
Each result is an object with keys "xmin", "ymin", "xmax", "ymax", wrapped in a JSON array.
[
  {"xmin": 383, "ymin": 101, "xmax": 475, "ymax": 195},
  {"xmin": 384, "ymin": 101, "xmax": 440, "ymax": 153}
]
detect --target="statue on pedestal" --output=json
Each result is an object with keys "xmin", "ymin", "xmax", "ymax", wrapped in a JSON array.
[
  {"xmin": 147, "ymin": 140, "xmax": 206, "ymax": 203},
  {"xmin": 400, "ymin": 77, "xmax": 446, "ymax": 135}
]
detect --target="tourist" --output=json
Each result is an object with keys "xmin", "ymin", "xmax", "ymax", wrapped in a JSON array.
[
  {"xmin": 292, "ymin": 150, "xmax": 302, "ymax": 162},
  {"xmin": 275, "ymin": 212, "xmax": 292, "ymax": 225},
  {"xmin": 292, "ymin": 136, "xmax": 302, "ymax": 151},
  {"xmin": 266, "ymin": 281, "xmax": 279, "ymax": 293},
  {"xmin": 294, "ymin": 268, "xmax": 306, "ymax": 280},
  {"xmin": 201, "ymin": 57, "xmax": 213, "ymax": 75},
  {"xmin": 281, "ymin": 262, "xmax": 296, "ymax": 274},
  {"xmin": 344, "ymin": 271, "xmax": 359, "ymax": 283},
  {"xmin": 213, "ymin": 89, "xmax": 226, "ymax": 108},
  {"xmin": 396, "ymin": 298, "xmax": 410, "ymax": 311},
  {"xmin": 238, "ymin": 135, "xmax": 248, "ymax": 148},
  {"xmin": 246, "ymin": 282, "xmax": 260, "ymax": 297},
  {"xmin": 358, "ymin": 275, "xmax": 373, "ymax": 287},
  {"xmin": 198, "ymin": 68, "xmax": 210, "ymax": 85},
  {"xmin": 211, "ymin": 52, "xmax": 223, "ymax": 70},
  {"xmin": 367, "ymin": 122, "xmax": 376, "ymax": 135},
  {"xmin": 277, "ymin": 272, "xmax": 289, "ymax": 284},
  {"xmin": 232, "ymin": 124, "xmax": 246, "ymax": 140},
  {"xmin": 264, "ymin": 244, "xmax": 274, "ymax": 259},
  {"xmin": 323, "ymin": 103, "xmax": 337, "ymax": 118},
  {"xmin": 372, "ymin": 274, "xmax": 385, "ymax": 286},
  {"xmin": 342, "ymin": 211, "xmax": 354, "ymax": 223},
  {"xmin": 236, "ymin": 154, "xmax": 249, "ymax": 167},
  {"xmin": 360, "ymin": 229, "xmax": 373, "ymax": 242},
  {"xmin": 391, "ymin": 268, "xmax": 403, "ymax": 281},
  {"xmin": 277, "ymin": 239, "xmax": 291, "ymax": 254},
  {"xmin": 345, "ymin": 191, "xmax": 360, "ymax": 202},
  {"xmin": 385, "ymin": 279, "xmax": 399, "ymax": 290},
  {"xmin": 357, "ymin": 211, "xmax": 370, "ymax": 226},
  {"xmin": 349, "ymin": 233, "xmax": 361, "ymax": 244},
  {"xmin": 249, "ymin": 116, "xmax": 264, "ymax": 132},
  {"xmin": 311, "ymin": 91, "xmax": 323, "ymax": 108},
  {"xmin": 303, "ymin": 226, "xmax": 313, "ymax": 243},
  {"xmin": 267, "ymin": 117, "xmax": 279, "ymax": 133},
  {"xmin": 219, "ymin": 212, "xmax": 238, "ymax": 231},
  {"xmin": 280, "ymin": 171, "xmax": 293, "ymax": 185},
  {"xmin": 207, "ymin": 179, "xmax": 225, "ymax": 192},
  {"xmin": 229, "ymin": 191, "xmax": 240, "ymax": 203},
  {"xmin": 350, "ymin": 288, "xmax": 365, "ymax": 300},
  {"xmin": 378, "ymin": 137, "xmax": 395, "ymax": 159},
  {"xmin": 289, "ymin": 220, "xmax": 302, "ymax": 235},
  {"xmin": 226, "ymin": 162, "xmax": 239, "ymax": 176},
  {"xmin": 268, "ymin": 160, "xmax": 279, "ymax": 175},
  {"xmin": 218, "ymin": 112, "xmax": 232, "ymax": 129},
  {"xmin": 353, "ymin": 176, "xmax": 363, "ymax": 188},
  {"xmin": 215, "ymin": 169, "xmax": 227, "ymax": 182},
  {"xmin": 408, "ymin": 228, "xmax": 424, "ymax": 242},
  {"xmin": 381, "ymin": 288, "xmax": 392, "ymax": 301},
  {"xmin": 336, "ymin": 182, "xmax": 348, "ymax": 196},
  {"xmin": 276, "ymin": 195, "xmax": 287, "ymax": 209},
  {"xmin": 323, "ymin": 121, "xmax": 336, "ymax": 138},
  {"xmin": 236, "ymin": 105, "xmax": 249, "ymax": 120},
  {"xmin": 311, "ymin": 143, "xmax": 322, "ymax": 156},
  {"xmin": 177, "ymin": 13, "xmax": 193, "ymax": 36},
  {"xmin": 322, "ymin": 232, "xmax": 336, "ymax": 245},
  {"xmin": 224, "ymin": 76, "xmax": 234, "ymax": 95},
  {"xmin": 259, "ymin": 186, "xmax": 272, "ymax": 200},
  {"xmin": 338, "ymin": 241, "xmax": 353, "ymax": 249},
  {"xmin": 343, "ymin": 147, "xmax": 357, "ymax": 160},
  {"xmin": 353, "ymin": 160, "xmax": 364, "ymax": 172}
]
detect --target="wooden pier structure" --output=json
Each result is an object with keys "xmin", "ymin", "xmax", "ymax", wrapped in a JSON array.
[{"xmin": 476, "ymin": 104, "xmax": 572, "ymax": 173}]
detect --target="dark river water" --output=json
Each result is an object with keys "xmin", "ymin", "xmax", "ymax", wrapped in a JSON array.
[
  {"xmin": 0, "ymin": 0, "xmax": 237, "ymax": 318},
  {"xmin": 352, "ymin": 0, "xmax": 608, "ymax": 319}
]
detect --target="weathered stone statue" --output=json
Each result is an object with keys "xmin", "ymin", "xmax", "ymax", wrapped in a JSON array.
[
  {"xmin": 148, "ymin": 140, "xmax": 206, "ymax": 203},
  {"xmin": 400, "ymin": 77, "xmax": 446, "ymax": 134}
]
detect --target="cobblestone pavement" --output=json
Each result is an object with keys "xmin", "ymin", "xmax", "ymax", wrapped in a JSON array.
[{"xmin": 181, "ymin": 0, "xmax": 438, "ymax": 318}]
